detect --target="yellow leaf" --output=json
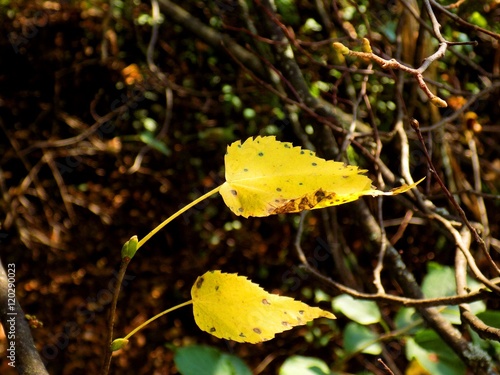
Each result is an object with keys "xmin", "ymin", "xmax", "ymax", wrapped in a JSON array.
[
  {"xmin": 191, "ymin": 270, "xmax": 335, "ymax": 343},
  {"xmin": 219, "ymin": 136, "xmax": 423, "ymax": 217}
]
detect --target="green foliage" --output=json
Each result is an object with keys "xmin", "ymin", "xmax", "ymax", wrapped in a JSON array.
[
  {"xmin": 275, "ymin": 0, "xmax": 300, "ymax": 25},
  {"xmin": 332, "ymin": 294, "xmax": 381, "ymax": 325},
  {"xmin": 406, "ymin": 330, "xmax": 466, "ymax": 375},
  {"xmin": 422, "ymin": 262, "xmax": 486, "ymax": 324},
  {"xmin": 279, "ymin": 355, "xmax": 331, "ymax": 375},
  {"xmin": 174, "ymin": 345, "xmax": 252, "ymax": 375},
  {"xmin": 343, "ymin": 322, "xmax": 382, "ymax": 355}
]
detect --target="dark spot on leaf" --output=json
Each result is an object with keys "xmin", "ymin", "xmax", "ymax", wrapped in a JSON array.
[
  {"xmin": 276, "ymin": 188, "xmax": 282, "ymax": 192},
  {"xmin": 253, "ymin": 328, "xmax": 262, "ymax": 334},
  {"xmin": 238, "ymin": 208, "xmax": 244, "ymax": 212},
  {"xmin": 298, "ymin": 196, "xmax": 314, "ymax": 210},
  {"xmin": 210, "ymin": 327, "xmax": 216, "ymax": 332},
  {"xmin": 262, "ymin": 299, "xmax": 271, "ymax": 305},
  {"xmin": 196, "ymin": 277, "xmax": 204, "ymax": 288},
  {"xmin": 309, "ymin": 152, "xmax": 313, "ymax": 156},
  {"xmin": 244, "ymin": 168, "xmax": 249, "ymax": 172},
  {"xmin": 284, "ymin": 144, "xmax": 290, "ymax": 148},
  {"xmin": 312, "ymin": 162, "xmax": 317, "ymax": 166},
  {"xmin": 299, "ymin": 182, "xmax": 303, "ymax": 185},
  {"xmin": 238, "ymin": 145, "xmax": 241, "ymax": 148},
  {"xmin": 239, "ymin": 332, "xmax": 246, "ymax": 338},
  {"xmin": 300, "ymin": 151, "xmax": 305, "ymax": 154},
  {"xmin": 258, "ymin": 152, "xmax": 264, "ymax": 157},
  {"xmin": 315, "ymin": 189, "xmax": 325, "ymax": 202},
  {"xmin": 230, "ymin": 190, "xmax": 237, "ymax": 196},
  {"xmin": 342, "ymin": 175, "xmax": 348, "ymax": 178},
  {"xmin": 282, "ymin": 321, "xmax": 289, "ymax": 327},
  {"xmin": 299, "ymin": 310, "xmax": 304, "ymax": 315},
  {"xmin": 215, "ymin": 285, "xmax": 219, "ymax": 291}
]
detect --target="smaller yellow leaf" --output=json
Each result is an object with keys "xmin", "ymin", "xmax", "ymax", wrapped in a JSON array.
[{"xmin": 191, "ymin": 270, "xmax": 335, "ymax": 344}]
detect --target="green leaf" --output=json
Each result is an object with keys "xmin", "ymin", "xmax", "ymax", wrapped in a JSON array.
[
  {"xmin": 469, "ymin": 12, "xmax": 488, "ymax": 28},
  {"xmin": 139, "ymin": 131, "xmax": 171, "ymax": 156},
  {"xmin": 406, "ymin": 330, "xmax": 466, "ymax": 375},
  {"xmin": 394, "ymin": 307, "xmax": 421, "ymax": 333},
  {"xmin": 279, "ymin": 355, "xmax": 330, "ymax": 375},
  {"xmin": 174, "ymin": 345, "xmax": 252, "ymax": 375},
  {"xmin": 421, "ymin": 262, "xmax": 486, "ymax": 324},
  {"xmin": 343, "ymin": 322, "xmax": 382, "ymax": 355},
  {"xmin": 332, "ymin": 294, "xmax": 381, "ymax": 325},
  {"xmin": 471, "ymin": 310, "xmax": 500, "ymax": 358}
]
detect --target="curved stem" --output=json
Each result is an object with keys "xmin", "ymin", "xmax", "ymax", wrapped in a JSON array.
[
  {"xmin": 137, "ymin": 185, "xmax": 222, "ymax": 249},
  {"xmin": 123, "ymin": 300, "xmax": 193, "ymax": 340},
  {"xmin": 101, "ymin": 257, "xmax": 131, "ymax": 375}
]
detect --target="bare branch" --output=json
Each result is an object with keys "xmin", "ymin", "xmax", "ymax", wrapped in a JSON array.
[
  {"xmin": 333, "ymin": 41, "xmax": 448, "ymax": 108},
  {"xmin": 430, "ymin": 0, "xmax": 500, "ymax": 41},
  {"xmin": 411, "ymin": 119, "xmax": 500, "ymax": 277}
]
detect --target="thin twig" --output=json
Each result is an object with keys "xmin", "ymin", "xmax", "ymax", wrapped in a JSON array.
[
  {"xmin": 100, "ymin": 258, "xmax": 131, "ymax": 375},
  {"xmin": 293, "ymin": 209, "xmax": 498, "ymax": 304},
  {"xmin": 378, "ymin": 358, "xmax": 396, "ymax": 375},
  {"xmin": 430, "ymin": 0, "xmax": 500, "ymax": 41},
  {"xmin": 431, "ymin": 212, "xmax": 500, "ymax": 294},
  {"xmin": 301, "ymin": 261, "xmax": 498, "ymax": 307},
  {"xmin": 333, "ymin": 40, "xmax": 447, "ymax": 108},
  {"xmin": 456, "ymin": 229, "xmax": 500, "ymax": 341},
  {"xmin": 467, "ymin": 131, "xmax": 491, "ymax": 251},
  {"xmin": 411, "ymin": 119, "xmax": 500, "ymax": 276},
  {"xmin": 373, "ymin": 197, "xmax": 387, "ymax": 294},
  {"xmin": 419, "ymin": 82, "xmax": 500, "ymax": 132}
]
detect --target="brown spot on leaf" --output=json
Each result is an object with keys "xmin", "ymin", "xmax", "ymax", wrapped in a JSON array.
[
  {"xmin": 262, "ymin": 299, "xmax": 271, "ymax": 305},
  {"xmin": 230, "ymin": 190, "xmax": 237, "ymax": 196},
  {"xmin": 196, "ymin": 277, "xmax": 204, "ymax": 288},
  {"xmin": 210, "ymin": 327, "xmax": 216, "ymax": 332},
  {"xmin": 253, "ymin": 328, "xmax": 262, "ymax": 334},
  {"xmin": 282, "ymin": 321, "xmax": 289, "ymax": 327},
  {"xmin": 299, "ymin": 310, "xmax": 304, "ymax": 314},
  {"xmin": 215, "ymin": 285, "xmax": 219, "ymax": 291},
  {"xmin": 239, "ymin": 332, "xmax": 246, "ymax": 338},
  {"xmin": 314, "ymin": 189, "xmax": 325, "ymax": 202},
  {"xmin": 298, "ymin": 196, "xmax": 313, "ymax": 211}
]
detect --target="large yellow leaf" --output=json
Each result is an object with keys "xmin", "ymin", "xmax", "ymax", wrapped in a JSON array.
[
  {"xmin": 191, "ymin": 270, "xmax": 335, "ymax": 343},
  {"xmin": 219, "ymin": 136, "xmax": 422, "ymax": 217}
]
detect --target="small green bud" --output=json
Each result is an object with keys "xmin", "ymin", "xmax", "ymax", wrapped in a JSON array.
[
  {"xmin": 332, "ymin": 42, "xmax": 350, "ymax": 55},
  {"xmin": 121, "ymin": 235, "xmax": 138, "ymax": 260},
  {"xmin": 111, "ymin": 338, "xmax": 129, "ymax": 351}
]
